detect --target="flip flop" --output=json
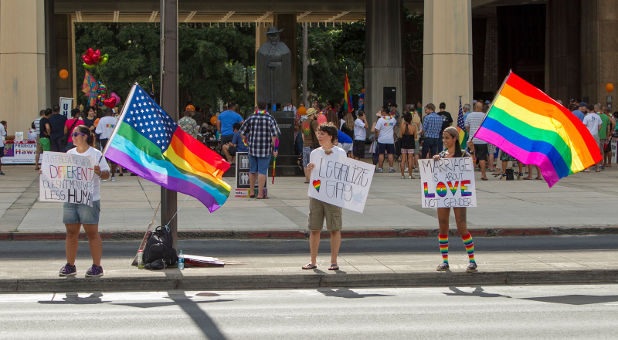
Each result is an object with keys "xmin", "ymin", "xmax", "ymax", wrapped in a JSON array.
[
  {"xmin": 523, "ymin": 177, "xmax": 532, "ymax": 180},
  {"xmin": 256, "ymin": 196, "xmax": 268, "ymax": 199},
  {"xmin": 328, "ymin": 264, "xmax": 339, "ymax": 271},
  {"xmin": 249, "ymin": 194, "xmax": 256, "ymax": 198},
  {"xmin": 481, "ymin": 177, "xmax": 488, "ymax": 181},
  {"xmin": 302, "ymin": 263, "xmax": 317, "ymax": 270}
]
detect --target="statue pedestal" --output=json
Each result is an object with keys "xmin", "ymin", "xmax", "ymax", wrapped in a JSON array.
[{"xmin": 270, "ymin": 110, "xmax": 302, "ymax": 176}]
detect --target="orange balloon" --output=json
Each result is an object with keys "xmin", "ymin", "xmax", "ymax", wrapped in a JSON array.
[
  {"xmin": 606, "ymin": 83, "xmax": 614, "ymax": 93},
  {"xmin": 210, "ymin": 116, "xmax": 218, "ymax": 125},
  {"xmin": 297, "ymin": 106, "xmax": 307, "ymax": 115},
  {"xmin": 58, "ymin": 69, "xmax": 69, "ymax": 79}
]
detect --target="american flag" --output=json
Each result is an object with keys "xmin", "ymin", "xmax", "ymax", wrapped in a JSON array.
[
  {"xmin": 122, "ymin": 86, "xmax": 177, "ymax": 151},
  {"xmin": 457, "ymin": 97, "xmax": 467, "ymax": 145}
]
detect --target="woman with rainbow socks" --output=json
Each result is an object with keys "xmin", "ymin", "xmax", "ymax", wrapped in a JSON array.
[{"xmin": 433, "ymin": 127, "xmax": 477, "ymax": 273}]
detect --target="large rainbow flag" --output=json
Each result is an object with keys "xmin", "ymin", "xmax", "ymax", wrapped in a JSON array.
[
  {"xmin": 104, "ymin": 84, "xmax": 231, "ymax": 212},
  {"xmin": 474, "ymin": 72, "xmax": 601, "ymax": 187},
  {"xmin": 343, "ymin": 72, "xmax": 353, "ymax": 113}
]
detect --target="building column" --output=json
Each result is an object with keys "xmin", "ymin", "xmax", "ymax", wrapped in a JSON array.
[
  {"xmin": 422, "ymin": 0, "xmax": 473, "ymax": 116},
  {"xmin": 547, "ymin": 0, "xmax": 581, "ymax": 102},
  {"xmin": 580, "ymin": 0, "xmax": 618, "ymax": 105},
  {"xmin": 254, "ymin": 23, "xmax": 268, "ymax": 106},
  {"xmin": 273, "ymin": 13, "xmax": 298, "ymax": 106},
  {"xmin": 0, "ymin": 0, "xmax": 48, "ymax": 134},
  {"xmin": 365, "ymin": 0, "xmax": 404, "ymax": 127}
]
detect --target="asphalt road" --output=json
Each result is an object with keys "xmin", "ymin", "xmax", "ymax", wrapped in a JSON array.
[
  {"xmin": 1, "ymin": 285, "xmax": 617, "ymax": 339},
  {"xmin": 0, "ymin": 235, "xmax": 617, "ymax": 259}
]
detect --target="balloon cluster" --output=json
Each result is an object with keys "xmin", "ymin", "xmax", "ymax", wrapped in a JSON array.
[
  {"xmin": 81, "ymin": 48, "xmax": 109, "ymax": 69},
  {"xmin": 95, "ymin": 82, "xmax": 118, "ymax": 108}
]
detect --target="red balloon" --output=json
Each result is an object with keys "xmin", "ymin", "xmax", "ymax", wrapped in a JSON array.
[
  {"xmin": 103, "ymin": 97, "xmax": 117, "ymax": 108},
  {"xmin": 92, "ymin": 49, "xmax": 101, "ymax": 64}
]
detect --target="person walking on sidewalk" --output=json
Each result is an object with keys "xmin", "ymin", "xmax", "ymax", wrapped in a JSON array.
[
  {"xmin": 58, "ymin": 125, "xmax": 110, "ymax": 277},
  {"xmin": 433, "ymin": 127, "xmax": 477, "ymax": 273},
  {"xmin": 303, "ymin": 123, "xmax": 346, "ymax": 271}
]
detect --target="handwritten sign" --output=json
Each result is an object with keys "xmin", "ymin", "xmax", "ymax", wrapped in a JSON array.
[
  {"xmin": 419, "ymin": 157, "xmax": 476, "ymax": 208},
  {"xmin": 308, "ymin": 153, "xmax": 374, "ymax": 213},
  {"xmin": 39, "ymin": 151, "xmax": 95, "ymax": 206}
]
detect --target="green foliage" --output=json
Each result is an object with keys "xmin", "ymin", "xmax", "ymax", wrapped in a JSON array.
[
  {"xmin": 74, "ymin": 23, "xmax": 255, "ymax": 114},
  {"xmin": 300, "ymin": 21, "xmax": 366, "ymax": 105}
]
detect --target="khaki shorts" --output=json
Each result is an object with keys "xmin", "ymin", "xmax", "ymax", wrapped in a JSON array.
[{"xmin": 308, "ymin": 198, "xmax": 342, "ymax": 231}]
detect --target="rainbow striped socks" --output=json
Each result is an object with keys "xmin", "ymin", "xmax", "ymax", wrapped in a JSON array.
[
  {"xmin": 462, "ymin": 232, "xmax": 476, "ymax": 263},
  {"xmin": 438, "ymin": 234, "xmax": 449, "ymax": 263}
]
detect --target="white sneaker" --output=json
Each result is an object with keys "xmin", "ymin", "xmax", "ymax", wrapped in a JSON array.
[
  {"xmin": 111, "ymin": 176, "xmax": 116, "ymax": 182},
  {"xmin": 389, "ymin": 168, "xmax": 396, "ymax": 173},
  {"xmin": 404, "ymin": 168, "xmax": 409, "ymax": 172}
]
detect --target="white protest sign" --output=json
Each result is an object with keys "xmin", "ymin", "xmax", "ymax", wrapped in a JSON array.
[
  {"xmin": 59, "ymin": 97, "xmax": 73, "ymax": 118},
  {"xmin": 419, "ymin": 157, "xmax": 476, "ymax": 208},
  {"xmin": 307, "ymin": 152, "xmax": 375, "ymax": 213},
  {"xmin": 39, "ymin": 151, "xmax": 95, "ymax": 207}
]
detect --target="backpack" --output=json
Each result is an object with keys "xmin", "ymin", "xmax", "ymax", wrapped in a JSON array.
[{"xmin": 143, "ymin": 226, "xmax": 178, "ymax": 269}]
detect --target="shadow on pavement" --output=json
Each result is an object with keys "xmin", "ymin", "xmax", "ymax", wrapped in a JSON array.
[
  {"xmin": 317, "ymin": 287, "xmax": 393, "ymax": 299},
  {"xmin": 39, "ymin": 292, "xmax": 107, "ymax": 304},
  {"xmin": 523, "ymin": 294, "xmax": 618, "ymax": 305},
  {"xmin": 444, "ymin": 286, "xmax": 512, "ymax": 298}
]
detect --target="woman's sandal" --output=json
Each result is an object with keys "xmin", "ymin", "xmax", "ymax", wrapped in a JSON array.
[
  {"xmin": 302, "ymin": 263, "xmax": 317, "ymax": 270},
  {"xmin": 328, "ymin": 264, "xmax": 339, "ymax": 271}
]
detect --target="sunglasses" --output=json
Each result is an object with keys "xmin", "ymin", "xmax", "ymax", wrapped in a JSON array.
[{"xmin": 71, "ymin": 132, "xmax": 87, "ymax": 137}]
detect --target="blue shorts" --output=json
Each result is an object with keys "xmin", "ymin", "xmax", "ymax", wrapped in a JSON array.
[
  {"xmin": 377, "ymin": 143, "xmax": 395, "ymax": 155},
  {"xmin": 302, "ymin": 147, "xmax": 312, "ymax": 167},
  {"xmin": 248, "ymin": 155, "xmax": 271, "ymax": 175},
  {"xmin": 63, "ymin": 200, "xmax": 101, "ymax": 225}
]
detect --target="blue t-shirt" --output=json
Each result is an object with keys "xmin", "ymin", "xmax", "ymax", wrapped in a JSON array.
[
  {"xmin": 218, "ymin": 110, "xmax": 243, "ymax": 136},
  {"xmin": 572, "ymin": 110, "xmax": 584, "ymax": 122},
  {"xmin": 232, "ymin": 132, "xmax": 248, "ymax": 152}
]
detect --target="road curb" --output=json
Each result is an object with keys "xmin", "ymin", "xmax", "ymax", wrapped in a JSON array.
[
  {"xmin": 1, "ymin": 269, "xmax": 617, "ymax": 293},
  {"xmin": 1, "ymin": 226, "xmax": 618, "ymax": 241}
]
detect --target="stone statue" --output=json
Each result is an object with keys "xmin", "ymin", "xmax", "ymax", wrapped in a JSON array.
[{"xmin": 256, "ymin": 26, "xmax": 291, "ymax": 107}]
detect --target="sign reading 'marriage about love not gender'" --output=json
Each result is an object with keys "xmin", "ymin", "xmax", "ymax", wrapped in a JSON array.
[
  {"xmin": 419, "ymin": 157, "xmax": 477, "ymax": 208},
  {"xmin": 39, "ymin": 152, "xmax": 95, "ymax": 207},
  {"xmin": 308, "ymin": 153, "xmax": 375, "ymax": 213}
]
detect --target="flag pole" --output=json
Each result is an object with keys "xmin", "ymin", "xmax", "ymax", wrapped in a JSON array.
[
  {"xmin": 160, "ymin": 0, "xmax": 179, "ymax": 249},
  {"xmin": 101, "ymin": 83, "xmax": 136, "ymax": 160}
]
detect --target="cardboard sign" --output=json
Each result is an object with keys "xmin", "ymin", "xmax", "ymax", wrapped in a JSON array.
[
  {"xmin": 39, "ymin": 151, "xmax": 95, "ymax": 206},
  {"xmin": 419, "ymin": 157, "xmax": 477, "ymax": 208},
  {"xmin": 307, "ymin": 153, "xmax": 374, "ymax": 213}
]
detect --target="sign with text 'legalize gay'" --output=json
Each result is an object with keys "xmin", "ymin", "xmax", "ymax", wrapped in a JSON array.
[
  {"xmin": 39, "ymin": 151, "xmax": 95, "ymax": 207},
  {"xmin": 419, "ymin": 157, "xmax": 476, "ymax": 208},
  {"xmin": 307, "ymin": 153, "xmax": 374, "ymax": 213}
]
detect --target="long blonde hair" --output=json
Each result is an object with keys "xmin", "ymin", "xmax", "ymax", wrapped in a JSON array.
[{"xmin": 343, "ymin": 112, "xmax": 354, "ymax": 131}]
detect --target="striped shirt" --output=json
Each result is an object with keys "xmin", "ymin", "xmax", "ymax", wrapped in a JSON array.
[
  {"xmin": 465, "ymin": 111, "xmax": 487, "ymax": 144},
  {"xmin": 422, "ymin": 112, "xmax": 442, "ymax": 138}
]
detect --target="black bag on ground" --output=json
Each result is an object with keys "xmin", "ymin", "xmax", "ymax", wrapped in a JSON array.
[
  {"xmin": 505, "ymin": 169, "xmax": 515, "ymax": 180},
  {"xmin": 143, "ymin": 226, "xmax": 178, "ymax": 268}
]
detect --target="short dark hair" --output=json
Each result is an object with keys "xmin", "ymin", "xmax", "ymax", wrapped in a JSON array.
[
  {"xmin": 318, "ymin": 123, "xmax": 338, "ymax": 143},
  {"xmin": 425, "ymin": 103, "xmax": 435, "ymax": 111},
  {"xmin": 233, "ymin": 122, "xmax": 242, "ymax": 131},
  {"xmin": 71, "ymin": 108, "xmax": 81, "ymax": 118},
  {"xmin": 439, "ymin": 102, "xmax": 446, "ymax": 109},
  {"xmin": 39, "ymin": 109, "xmax": 46, "ymax": 116},
  {"xmin": 52, "ymin": 105, "xmax": 60, "ymax": 112}
]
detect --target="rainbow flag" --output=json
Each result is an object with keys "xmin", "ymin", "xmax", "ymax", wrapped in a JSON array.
[
  {"xmin": 344, "ymin": 72, "xmax": 353, "ymax": 113},
  {"xmin": 474, "ymin": 72, "xmax": 601, "ymax": 187},
  {"xmin": 104, "ymin": 84, "xmax": 231, "ymax": 212}
]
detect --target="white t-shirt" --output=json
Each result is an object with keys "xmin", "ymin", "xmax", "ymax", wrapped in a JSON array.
[
  {"xmin": 583, "ymin": 112, "xmax": 602, "ymax": 137},
  {"xmin": 465, "ymin": 111, "xmax": 487, "ymax": 144},
  {"xmin": 354, "ymin": 118, "xmax": 367, "ymax": 141},
  {"xmin": 66, "ymin": 147, "xmax": 110, "ymax": 201},
  {"xmin": 375, "ymin": 116, "xmax": 395, "ymax": 144},
  {"xmin": 95, "ymin": 116, "xmax": 118, "ymax": 140},
  {"xmin": 0, "ymin": 123, "xmax": 6, "ymax": 147},
  {"xmin": 309, "ymin": 145, "xmax": 347, "ymax": 166}
]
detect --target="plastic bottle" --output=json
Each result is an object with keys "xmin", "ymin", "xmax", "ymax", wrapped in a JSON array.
[
  {"xmin": 137, "ymin": 249, "xmax": 144, "ymax": 269},
  {"xmin": 178, "ymin": 250, "xmax": 184, "ymax": 270}
]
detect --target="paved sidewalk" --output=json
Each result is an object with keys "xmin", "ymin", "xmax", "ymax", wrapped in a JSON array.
[
  {"xmin": 1, "ymin": 248, "xmax": 617, "ymax": 292},
  {"xmin": 1, "ymin": 164, "xmax": 617, "ymax": 239}
]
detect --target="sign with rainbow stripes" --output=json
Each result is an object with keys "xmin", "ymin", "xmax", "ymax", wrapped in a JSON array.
[{"xmin": 419, "ymin": 157, "xmax": 477, "ymax": 208}]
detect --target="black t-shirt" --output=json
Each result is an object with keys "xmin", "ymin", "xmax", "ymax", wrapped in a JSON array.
[
  {"xmin": 48, "ymin": 114, "xmax": 67, "ymax": 138},
  {"xmin": 83, "ymin": 117, "xmax": 96, "ymax": 128},
  {"xmin": 438, "ymin": 111, "xmax": 453, "ymax": 132},
  {"xmin": 39, "ymin": 117, "xmax": 50, "ymax": 138}
]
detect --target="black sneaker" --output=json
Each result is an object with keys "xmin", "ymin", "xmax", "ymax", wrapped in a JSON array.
[
  {"xmin": 0, "ymin": 171, "xmax": 5, "ymax": 175},
  {"xmin": 436, "ymin": 262, "xmax": 450, "ymax": 271},
  {"xmin": 466, "ymin": 262, "xmax": 478, "ymax": 273},
  {"xmin": 59, "ymin": 263, "xmax": 76, "ymax": 277},
  {"xmin": 85, "ymin": 264, "xmax": 104, "ymax": 277}
]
